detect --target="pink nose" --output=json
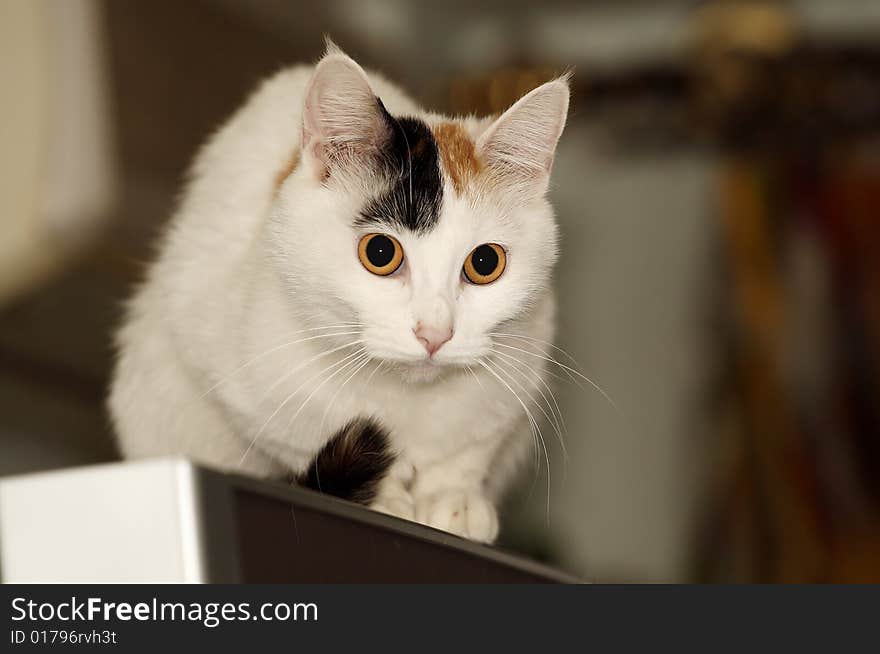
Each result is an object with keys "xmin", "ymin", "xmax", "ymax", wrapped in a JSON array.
[{"xmin": 414, "ymin": 323, "xmax": 453, "ymax": 356}]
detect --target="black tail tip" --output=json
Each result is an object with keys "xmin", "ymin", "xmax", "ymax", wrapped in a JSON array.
[{"xmin": 297, "ymin": 417, "xmax": 395, "ymax": 505}]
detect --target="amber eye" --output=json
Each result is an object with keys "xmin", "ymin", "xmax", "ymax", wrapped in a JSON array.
[
  {"xmin": 463, "ymin": 243, "xmax": 506, "ymax": 285},
  {"xmin": 358, "ymin": 233, "xmax": 404, "ymax": 276}
]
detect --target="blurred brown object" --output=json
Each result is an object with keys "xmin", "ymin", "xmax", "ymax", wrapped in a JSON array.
[
  {"xmin": 712, "ymin": 157, "xmax": 828, "ymax": 582},
  {"xmin": 689, "ymin": 9, "xmax": 880, "ymax": 580},
  {"xmin": 443, "ymin": 66, "xmax": 562, "ymax": 116},
  {"xmin": 446, "ymin": 66, "xmax": 561, "ymax": 117},
  {"xmin": 689, "ymin": 0, "xmax": 801, "ymax": 146},
  {"xmin": 692, "ymin": 0, "xmax": 800, "ymax": 56},
  {"xmin": 705, "ymin": 147, "xmax": 880, "ymax": 582}
]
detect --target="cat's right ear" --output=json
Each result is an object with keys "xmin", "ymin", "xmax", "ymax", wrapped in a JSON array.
[{"xmin": 301, "ymin": 51, "xmax": 392, "ymax": 180}]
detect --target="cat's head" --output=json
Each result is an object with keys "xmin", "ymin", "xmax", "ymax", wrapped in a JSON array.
[{"xmin": 270, "ymin": 47, "xmax": 569, "ymax": 382}]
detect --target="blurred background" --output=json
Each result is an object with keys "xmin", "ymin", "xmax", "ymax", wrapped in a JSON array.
[{"xmin": 2, "ymin": 0, "xmax": 879, "ymax": 582}]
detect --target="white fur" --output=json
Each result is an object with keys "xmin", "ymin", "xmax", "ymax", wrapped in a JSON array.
[{"xmin": 109, "ymin": 48, "xmax": 568, "ymax": 543}]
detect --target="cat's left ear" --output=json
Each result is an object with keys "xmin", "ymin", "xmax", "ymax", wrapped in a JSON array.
[{"xmin": 476, "ymin": 76, "xmax": 570, "ymax": 198}]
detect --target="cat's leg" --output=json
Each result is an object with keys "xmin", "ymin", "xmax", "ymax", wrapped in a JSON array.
[{"xmin": 409, "ymin": 440, "xmax": 502, "ymax": 543}]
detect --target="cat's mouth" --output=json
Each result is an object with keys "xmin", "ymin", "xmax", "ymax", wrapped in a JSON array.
[
  {"xmin": 392, "ymin": 355, "xmax": 456, "ymax": 383},
  {"xmin": 364, "ymin": 332, "xmax": 484, "ymax": 381}
]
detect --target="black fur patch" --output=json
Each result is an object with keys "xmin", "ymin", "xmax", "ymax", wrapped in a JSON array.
[
  {"xmin": 296, "ymin": 417, "xmax": 395, "ymax": 505},
  {"xmin": 355, "ymin": 101, "xmax": 443, "ymax": 234}
]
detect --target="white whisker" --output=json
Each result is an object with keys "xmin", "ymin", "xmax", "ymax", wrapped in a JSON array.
[
  {"xmin": 199, "ymin": 326, "xmax": 363, "ymax": 400},
  {"xmin": 490, "ymin": 341, "xmax": 623, "ymax": 417},
  {"xmin": 489, "ymin": 347, "xmax": 566, "ymax": 435},
  {"xmin": 464, "ymin": 364, "xmax": 486, "ymax": 393},
  {"xmin": 489, "ymin": 349, "xmax": 568, "ymax": 462},
  {"xmin": 490, "ymin": 333, "xmax": 587, "ymax": 389},
  {"xmin": 239, "ymin": 347, "xmax": 366, "ymax": 465},
  {"xmin": 389, "ymin": 113, "xmax": 414, "ymax": 213},
  {"xmin": 479, "ymin": 358, "xmax": 552, "ymax": 522},
  {"xmin": 259, "ymin": 339, "xmax": 365, "ymax": 403},
  {"xmin": 317, "ymin": 353, "xmax": 374, "ymax": 438},
  {"xmin": 364, "ymin": 359, "xmax": 385, "ymax": 386},
  {"xmin": 489, "ymin": 332, "xmax": 583, "ymax": 369},
  {"xmin": 283, "ymin": 350, "xmax": 371, "ymax": 434}
]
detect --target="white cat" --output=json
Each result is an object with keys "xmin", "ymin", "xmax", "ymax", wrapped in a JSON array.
[{"xmin": 109, "ymin": 43, "xmax": 569, "ymax": 543}]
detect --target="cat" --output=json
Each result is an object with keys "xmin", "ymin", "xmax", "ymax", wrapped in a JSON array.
[{"xmin": 109, "ymin": 42, "xmax": 569, "ymax": 543}]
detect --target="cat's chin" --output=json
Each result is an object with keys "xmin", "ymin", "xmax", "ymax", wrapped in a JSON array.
[{"xmin": 395, "ymin": 360, "xmax": 451, "ymax": 384}]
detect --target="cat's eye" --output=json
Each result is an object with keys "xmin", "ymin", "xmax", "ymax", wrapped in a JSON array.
[
  {"xmin": 358, "ymin": 233, "xmax": 404, "ymax": 276},
  {"xmin": 463, "ymin": 243, "xmax": 506, "ymax": 285}
]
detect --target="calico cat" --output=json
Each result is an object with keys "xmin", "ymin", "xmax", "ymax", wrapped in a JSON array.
[{"xmin": 109, "ymin": 43, "xmax": 569, "ymax": 543}]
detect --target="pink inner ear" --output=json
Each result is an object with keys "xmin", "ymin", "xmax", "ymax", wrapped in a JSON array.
[
  {"xmin": 300, "ymin": 55, "xmax": 389, "ymax": 179},
  {"xmin": 476, "ymin": 79, "xmax": 570, "ymax": 191}
]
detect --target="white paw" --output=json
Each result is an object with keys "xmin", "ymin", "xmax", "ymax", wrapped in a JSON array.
[
  {"xmin": 371, "ymin": 491, "xmax": 415, "ymax": 522},
  {"xmin": 415, "ymin": 490, "xmax": 499, "ymax": 543}
]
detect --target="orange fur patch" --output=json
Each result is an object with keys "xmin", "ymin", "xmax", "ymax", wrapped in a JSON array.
[
  {"xmin": 273, "ymin": 149, "xmax": 301, "ymax": 193},
  {"xmin": 431, "ymin": 122, "xmax": 481, "ymax": 194}
]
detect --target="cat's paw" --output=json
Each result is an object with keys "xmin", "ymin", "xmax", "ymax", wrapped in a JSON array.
[{"xmin": 415, "ymin": 491, "xmax": 499, "ymax": 543}]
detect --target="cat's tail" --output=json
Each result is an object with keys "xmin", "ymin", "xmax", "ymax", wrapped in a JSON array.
[{"xmin": 296, "ymin": 417, "xmax": 395, "ymax": 505}]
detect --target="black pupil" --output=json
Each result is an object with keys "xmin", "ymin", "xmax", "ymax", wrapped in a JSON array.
[
  {"xmin": 471, "ymin": 245, "xmax": 499, "ymax": 276},
  {"xmin": 366, "ymin": 235, "xmax": 395, "ymax": 268}
]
